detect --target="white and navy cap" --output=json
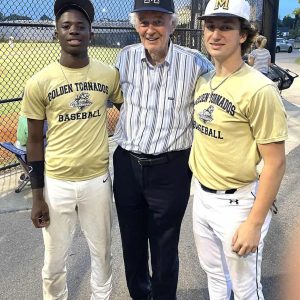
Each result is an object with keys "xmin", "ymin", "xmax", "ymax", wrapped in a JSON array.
[
  {"xmin": 54, "ymin": 0, "xmax": 95, "ymax": 23},
  {"xmin": 200, "ymin": 0, "xmax": 250, "ymax": 21},
  {"xmin": 132, "ymin": 0, "xmax": 175, "ymax": 14}
]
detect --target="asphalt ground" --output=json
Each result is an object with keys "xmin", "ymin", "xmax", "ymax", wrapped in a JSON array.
[{"xmin": 0, "ymin": 52, "xmax": 299, "ymax": 299}]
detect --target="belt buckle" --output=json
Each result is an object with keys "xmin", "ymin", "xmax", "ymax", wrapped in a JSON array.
[
  {"xmin": 137, "ymin": 157, "xmax": 149, "ymax": 166},
  {"xmin": 199, "ymin": 182, "xmax": 236, "ymax": 194},
  {"xmin": 215, "ymin": 190, "xmax": 227, "ymax": 195}
]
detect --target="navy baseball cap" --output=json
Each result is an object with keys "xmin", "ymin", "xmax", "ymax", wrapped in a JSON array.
[
  {"xmin": 54, "ymin": 0, "xmax": 95, "ymax": 23},
  {"xmin": 132, "ymin": 0, "xmax": 175, "ymax": 14}
]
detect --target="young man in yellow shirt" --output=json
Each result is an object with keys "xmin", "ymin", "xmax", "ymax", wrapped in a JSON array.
[
  {"xmin": 189, "ymin": 0, "xmax": 287, "ymax": 299},
  {"xmin": 21, "ymin": 1, "xmax": 122, "ymax": 299}
]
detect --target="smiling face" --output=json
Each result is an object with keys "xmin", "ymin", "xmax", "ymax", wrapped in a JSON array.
[
  {"xmin": 135, "ymin": 11, "xmax": 175, "ymax": 64},
  {"xmin": 203, "ymin": 17, "xmax": 247, "ymax": 64},
  {"xmin": 56, "ymin": 9, "xmax": 92, "ymax": 60}
]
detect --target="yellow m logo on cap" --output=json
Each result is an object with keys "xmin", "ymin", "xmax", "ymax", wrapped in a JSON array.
[{"xmin": 214, "ymin": 0, "xmax": 230, "ymax": 10}]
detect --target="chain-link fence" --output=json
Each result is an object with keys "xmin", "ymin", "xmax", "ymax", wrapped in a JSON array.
[{"xmin": 0, "ymin": 0, "xmax": 263, "ymax": 172}]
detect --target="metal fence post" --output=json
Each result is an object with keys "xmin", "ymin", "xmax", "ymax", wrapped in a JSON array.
[{"xmin": 262, "ymin": 0, "xmax": 280, "ymax": 63}]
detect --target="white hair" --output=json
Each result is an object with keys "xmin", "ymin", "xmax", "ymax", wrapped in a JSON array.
[{"xmin": 129, "ymin": 12, "xmax": 178, "ymax": 31}]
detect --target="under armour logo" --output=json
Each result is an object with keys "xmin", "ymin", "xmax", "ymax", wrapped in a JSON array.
[
  {"xmin": 144, "ymin": 0, "xmax": 160, "ymax": 4},
  {"xmin": 229, "ymin": 199, "xmax": 239, "ymax": 204},
  {"xmin": 214, "ymin": 0, "xmax": 230, "ymax": 10}
]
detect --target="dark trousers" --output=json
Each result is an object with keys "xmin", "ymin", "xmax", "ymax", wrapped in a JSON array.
[{"xmin": 113, "ymin": 146, "xmax": 192, "ymax": 300}]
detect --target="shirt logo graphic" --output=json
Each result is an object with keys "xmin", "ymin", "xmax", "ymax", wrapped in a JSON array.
[
  {"xmin": 214, "ymin": 0, "xmax": 229, "ymax": 10},
  {"xmin": 70, "ymin": 92, "xmax": 92, "ymax": 111},
  {"xmin": 144, "ymin": 0, "xmax": 160, "ymax": 4},
  {"xmin": 199, "ymin": 105, "xmax": 214, "ymax": 123}
]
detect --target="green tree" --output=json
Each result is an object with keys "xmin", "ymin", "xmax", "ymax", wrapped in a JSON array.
[
  {"xmin": 0, "ymin": 12, "xmax": 4, "ymax": 20},
  {"xmin": 293, "ymin": 1, "xmax": 300, "ymax": 30},
  {"xmin": 4, "ymin": 14, "xmax": 31, "ymax": 21},
  {"xmin": 40, "ymin": 14, "xmax": 52, "ymax": 21},
  {"xmin": 282, "ymin": 15, "xmax": 295, "ymax": 29}
]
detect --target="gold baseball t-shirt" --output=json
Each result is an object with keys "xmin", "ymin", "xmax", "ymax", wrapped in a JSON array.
[
  {"xmin": 189, "ymin": 64, "xmax": 288, "ymax": 190},
  {"xmin": 21, "ymin": 58, "xmax": 123, "ymax": 181}
]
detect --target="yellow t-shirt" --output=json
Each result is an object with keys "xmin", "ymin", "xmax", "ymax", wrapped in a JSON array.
[
  {"xmin": 189, "ymin": 64, "xmax": 288, "ymax": 190},
  {"xmin": 21, "ymin": 58, "xmax": 123, "ymax": 181}
]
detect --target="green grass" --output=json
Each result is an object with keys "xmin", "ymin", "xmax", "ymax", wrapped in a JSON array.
[
  {"xmin": 0, "ymin": 42, "xmax": 120, "ymax": 114},
  {"xmin": 296, "ymin": 57, "xmax": 300, "ymax": 65}
]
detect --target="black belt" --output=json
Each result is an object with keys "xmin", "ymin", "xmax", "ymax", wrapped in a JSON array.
[
  {"xmin": 127, "ymin": 149, "xmax": 189, "ymax": 167},
  {"xmin": 199, "ymin": 182, "xmax": 237, "ymax": 194}
]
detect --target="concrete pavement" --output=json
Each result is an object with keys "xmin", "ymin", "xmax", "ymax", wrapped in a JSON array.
[
  {"xmin": 277, "ymin": 52, "xmax": 300, "ymax": 158},
  {"xmin": 277, "ymin": 51, "xmax": 300, "ymax": 106}
]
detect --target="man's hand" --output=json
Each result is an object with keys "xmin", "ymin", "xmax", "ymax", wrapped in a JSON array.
[
  {"xmin": 31, "ymin": 189, "xmax": 50, "ymax": 228},
  {"xmin": 31, "ymin": 200, "xmax": 50, "ymax": 228},
  {"xmin": 231, "ymin": 220, "xmax": 262, "ymax": 256}
]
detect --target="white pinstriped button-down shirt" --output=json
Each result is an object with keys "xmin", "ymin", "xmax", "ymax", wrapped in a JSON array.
[{"xmin": 114, "ymin": 41, "xmax": 213, "ymax": 155}]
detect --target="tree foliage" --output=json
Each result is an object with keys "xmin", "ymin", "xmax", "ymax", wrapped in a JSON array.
[
  {"xmin": 40, "ymin": 14, "xmax": 52, "ymax": 21},
  {"xmin": 294, "ymin": 0, "xmax": 300, "ymax": 19},
  {"xmin": 278, "ymin": 2, "xmax": 300, "ymax": 38},
  {"xmin": 282, "ymin": 15, "xmax": 295, "ymax": 29},
  {"xmin": 4, "ymin": 14, "xmax": 31, "ymax": 21}
]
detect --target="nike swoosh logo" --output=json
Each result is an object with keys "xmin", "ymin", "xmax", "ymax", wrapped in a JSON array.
[{"xmin": 103, "ymin": 177, "xmax": 109, "ymax": 183}]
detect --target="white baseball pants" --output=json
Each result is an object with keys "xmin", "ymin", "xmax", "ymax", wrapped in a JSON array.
[
  {"xmin": 42, "ymin": 173, "xmax": 113, "ymax": 300},
  {"xmin": 193, "ymin": 179, "xmax": 272, "ymax": 300}
]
